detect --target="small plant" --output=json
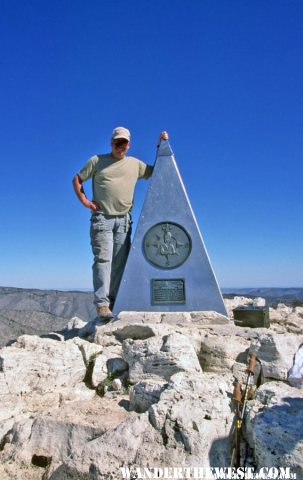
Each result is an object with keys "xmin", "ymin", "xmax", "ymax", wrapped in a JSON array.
[
  {"xmin": 96, "ymin": 372, "xmax": 131, "ymax": 397},
  {"xmin": 121, "ymin": 378, "xmax": 131, "ymax": 395},
  {"xmin": 96, "ymin": 372, "xmax": 116, "ymax": 397}
]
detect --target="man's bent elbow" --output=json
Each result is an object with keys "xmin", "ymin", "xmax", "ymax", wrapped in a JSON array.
[{"xmin": 72, "ymin": 174, "xmax": 81, "ymax": 186}]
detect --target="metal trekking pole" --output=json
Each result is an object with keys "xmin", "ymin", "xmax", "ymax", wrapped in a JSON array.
[
  {"xmin": 230, "ymin": 380, "xmax": 242, "ymax": 467},
  {"xmin": 241, "ymin": 353, "xmax": 256, "ymax": 422},
  {"xmin": 230, "ymin": 353, "xmax": 256, "ymax": 467}
]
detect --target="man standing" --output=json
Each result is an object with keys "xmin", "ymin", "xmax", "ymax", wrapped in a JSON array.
[{"xmin": 73, "ymin": 127, "xmax": 168, "ymax": 320}]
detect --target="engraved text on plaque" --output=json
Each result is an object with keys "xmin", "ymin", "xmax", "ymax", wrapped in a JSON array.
[{"xmin": 152, "ymin": 279, "xmax": 186, "ymax": 305}]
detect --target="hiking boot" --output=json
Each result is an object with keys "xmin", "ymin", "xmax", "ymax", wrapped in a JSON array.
[{"xmin": 96, "ymin": 305, "xmax": 114, "ymax": 321}]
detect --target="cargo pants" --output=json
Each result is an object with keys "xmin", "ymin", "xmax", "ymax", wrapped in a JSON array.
[{"xmin": 90, "ymin": 212, "xmax": 131, "ymax": 308}]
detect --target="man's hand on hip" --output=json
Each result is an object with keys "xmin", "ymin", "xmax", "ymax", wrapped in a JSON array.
[{"xmin": 84, "ymin": 199, "xmax": 101, "ymax": 212}]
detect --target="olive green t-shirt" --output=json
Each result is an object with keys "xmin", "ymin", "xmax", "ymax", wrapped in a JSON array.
[{"xmin": 78, "ymin": 153, "xmax": 153, "ymax": 215}]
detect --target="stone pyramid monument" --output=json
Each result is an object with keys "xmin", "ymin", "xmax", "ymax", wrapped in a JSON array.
[{"xmin": 113, "ymin": 140, "xmax": 227, "ymax": 316}]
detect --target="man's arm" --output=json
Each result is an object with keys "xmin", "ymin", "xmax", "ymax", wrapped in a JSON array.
[
  {"xmin": 72, "ymin": 174, "xmax": 100, "ymax": 211},
  {"xmin": 141, "ymin": 131, "xmax": 170, "ymax": 179}
]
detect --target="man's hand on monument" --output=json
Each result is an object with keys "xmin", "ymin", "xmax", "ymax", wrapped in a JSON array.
[{"xmin": 157, "ymin": 131, "xmax": 169, "ymax": 145}]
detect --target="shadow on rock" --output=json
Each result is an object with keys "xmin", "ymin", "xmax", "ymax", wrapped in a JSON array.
[
  {"xmin": 40, "ymin": 316, "xmax": 112, "ymax": 342},
  {"xmin": 209, "ymin": 395, "xmax": 303, "ymax": 477}
]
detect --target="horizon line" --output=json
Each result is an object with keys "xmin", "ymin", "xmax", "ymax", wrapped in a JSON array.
[{"xmin": 1, "ymin": 285, "xmax": 303, "ymax": 292}]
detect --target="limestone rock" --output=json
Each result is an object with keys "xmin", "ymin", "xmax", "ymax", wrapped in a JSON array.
[
  {"xmin": 269, "ymin": 304, "xmax": 303, "ymax": 334},
  {"xmin": 288, "ymin": 345, "xmax": 303, "ymax": 388},
  {"xmin": 1, "ymin": 416, "xmax": 103, "ymax": 465},
  {"xmin": 0, "ymin": 396, "xmax": 134, "ymax": 477},
  {"xmin": 198, "ymin": 326, "xmax": 252, "ymax": 373},
  {"xmin": 115, "ymin": 310, "xmax": 229, "ymax": 326},
  {"xmin": 116, "ymin": 311, "xmax": 154, "ymax": 324},
  {"xmin": 286, "ymin": 310, "xmax": 303, "ymax": 334},
  {"xmin": 72, "ymin": 337, "xmax": 103, "ymax": 366},
  {"xmin": 91, "ymin": 353, "xmax": 108, "ymax": 387},
  {"xmin": 123, "ymin": 332, "xmax": 202, "ymax": 384},
  {"xmin": 225, "ymin": 296, "xmax": 266, "ymax": 317},
  {"xmin": 0, "ymin": 335, "xmax": 86, "ymax": 396},
  {"xmin": 66, "ymin": 316, "xmax": 87, "ymax": 331},
  {"xmin": 129, "ymin": 377, "xmax": 168, "ymax": 413},
  {"xmin": 0, "ymin": 335, "xmax": 90, "ymax": 423},
  {"xmin": 112, "ymin": 378, "xmax": 122, "ymax": 391},
  {"xmin": 245, "ymin": 381, "xmax": 303, "ymax": 478},
  {"xmin": 189, "ymin": 311, "xmax": 230, "ymax": 324},
  {"xmin": 149, "ymin": 371, "xmax": 234, "ymax": 467},
  {"xmin": 0, "ymin": 460, "xmax": 42, "ymax": 480},
  {"xmin": 106, "ymin": 356, "xmax": 128, "ymax": 376},
  {"xmin": 49, "ymin": 414, "xmax": 165, "ymax": 479},
  {"xmin": 253, "ymin": 297, "xmax": 267, "ymax": 307},
  {"xmin": 250, "ymin": 332, "xmax": 303, "ymax": 381}
]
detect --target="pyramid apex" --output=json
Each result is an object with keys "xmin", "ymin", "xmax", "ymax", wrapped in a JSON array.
[{"xmin": 157, "ymin": 140, "xmax": 174, "ymax": 157}]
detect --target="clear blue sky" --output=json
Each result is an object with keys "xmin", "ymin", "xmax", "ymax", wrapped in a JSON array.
[{"xmin": 1, "ymin": 0, "xmax": 302, "ymax": 289}]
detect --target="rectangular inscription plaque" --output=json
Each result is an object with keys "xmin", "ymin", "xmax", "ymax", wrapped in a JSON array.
[{"xmin": 151, "ymin": 279, "xmax": 185, "ymax": 305}]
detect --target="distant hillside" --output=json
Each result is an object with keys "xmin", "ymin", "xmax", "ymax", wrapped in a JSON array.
[
  {"xmin": 0, "ymin": 287, "xmax": 95, "ymax": 347},
  {"xmin": 0, "ymin": 310, "xmax": 68, "ymax": 347},
  {"xmin": 0, "ymin": 287, "xmax": 95, "ymax": 319}
]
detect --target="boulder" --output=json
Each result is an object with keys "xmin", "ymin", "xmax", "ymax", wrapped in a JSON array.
[
  {"xmin": 269, "ymin": 304, "xmax": 303, "ymax": 334},
  {"xmin": 197, "ymin": 325, "xmax": 253, "ymax": 373},
  {"xmin": 129, "ymin": 377, "xmax": 168, "ymax": 413},
  {"xmin": 91, "ymin": 353, "xmax": 108, "ymax": 387},
  {"xmin": 0, "ymin": 396, "xmax": 134, "ymax": 477},
  {"xmin": 149, "ymin": 371, "xmax": 234, "ymax": 467},
  {"xmin": 225, "ymin": 296, "xmax": 266, "ymax": 317},
  {"xmin": 288, "ymin": 345, "xmax": 303, "ymax": 388},
  {"xmin": 48, "ymin": 414, "xmax": 165, "ymax": 479},
  {"xmin": 0, "ymin": 335, "xmax": 93, "ymax": 422},
  {"xmin": 250, "ymin": 332, "xmax": 303, "ymax": 381},
  {"xmin": 66, "ymin": 316, "xmax": 87, "ymax": 331},
  {"xmin": 245, "ymin": 381, "xmax": 303, "ymax": 478},
  {"xmin": 0, "ymin": 335, "xmax": 86, "ymax": 397},
  {"xmin": 72, "ymin": 337, "xmax": 103, "ymax": 366},
  {"xmin": 123, "ymin": 332, "xmax": 202, "ymax": 384}
]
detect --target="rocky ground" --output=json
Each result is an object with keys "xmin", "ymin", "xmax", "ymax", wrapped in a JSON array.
[{"xmin": 0, "ymin": 296, "xmax": 302, "ymax": 479}]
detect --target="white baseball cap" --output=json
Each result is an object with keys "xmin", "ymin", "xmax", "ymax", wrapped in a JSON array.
[{"xmin": 111, "ymin": 126, "xmax": 131, "ymax": 141}]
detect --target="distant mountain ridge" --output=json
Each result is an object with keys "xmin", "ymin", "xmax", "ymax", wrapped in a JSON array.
[
  {"xmin": 0, "ymin": 286, "xmax": 95, "ymax": 319},
  {"xmin": 222, "ymin": 287, "xmax": 303, "ymax": 304},
  {"xmin": 0, "ymin": 287, "xmax": 96, "ymax": 347}
]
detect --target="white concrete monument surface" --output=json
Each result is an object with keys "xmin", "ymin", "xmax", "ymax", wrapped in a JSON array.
[{"xmin": 113, "ymin": 140, "xmax": 227, "ymax": 316}]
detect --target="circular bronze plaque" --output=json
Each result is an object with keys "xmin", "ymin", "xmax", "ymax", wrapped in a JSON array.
[{"xmin": 143, "ymin": 222, "xmax": 191, "ymax": 269}]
